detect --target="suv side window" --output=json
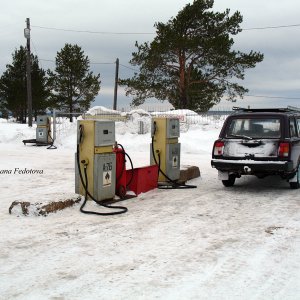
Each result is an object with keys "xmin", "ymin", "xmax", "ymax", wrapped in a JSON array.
[
  {"xmin": 296, "ymin": 118, "xmax": 300, "ymax": 136},
  {"xmin": 289, "ymin": 118, "xmax": 297, "ymax": 137}
]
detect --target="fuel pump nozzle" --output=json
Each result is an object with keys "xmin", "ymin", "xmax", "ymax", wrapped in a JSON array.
[{"xmin": 80, "ymin": 158, "xmax": 89, "ymax": 166}]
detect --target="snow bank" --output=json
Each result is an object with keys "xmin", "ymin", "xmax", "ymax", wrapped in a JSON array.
[
  {"xmin": 0, "ymin": 121, "xmax": 36, "ymax": 144},
  {"xmin": 0, "ymin": 108, "xmax": 224, "ymax": 147}
]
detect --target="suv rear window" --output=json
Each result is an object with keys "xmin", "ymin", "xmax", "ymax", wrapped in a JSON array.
[{"xmin": 226, "ymin": 118, "xmax": 281, "ymax": 138}]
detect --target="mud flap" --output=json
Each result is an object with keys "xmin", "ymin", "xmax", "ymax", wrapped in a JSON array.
[
  {"xmin": 218, "ymin": 170, "xmax": 229, "ymax": 180},
  {"xmin": 289, "ymin": 170, "xmax": 299, "ymax": 183}
]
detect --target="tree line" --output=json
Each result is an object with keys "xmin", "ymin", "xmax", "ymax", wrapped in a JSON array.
[
  {"xmin": 0, "ymin": 0, "xmax": 263, "ymax": 123},
  {"xmin": 0, "ymin": 44, "xmax": 100, "ymax": 122}
]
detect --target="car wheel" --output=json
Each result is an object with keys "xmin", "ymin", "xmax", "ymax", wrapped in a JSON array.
[
  {"xmin": 290, "ymin": 165, "xmax": 300, "ymax": 189},
  {"xmin": 222, "ymin": 175, "xmax": 236, "ymax": 187}
]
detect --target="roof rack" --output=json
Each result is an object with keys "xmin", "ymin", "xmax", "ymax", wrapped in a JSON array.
[
  {"xmin": 232, "ymin": 106, "xmax": 300, "ymax": 113},
  {"xmin": 287, "ymin": 105, "xmax": 300, "ymax": 112}
]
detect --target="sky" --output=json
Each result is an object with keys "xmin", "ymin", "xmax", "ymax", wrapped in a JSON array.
[{"xmin": 1, "ymin": 0, "xmax": 300, "ymax": 110}]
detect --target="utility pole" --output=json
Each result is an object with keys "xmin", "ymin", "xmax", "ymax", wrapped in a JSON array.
[
  {"xmin": 113, "ymin": 58, "xmax": 119, "ymax": 110},
  {"xmin": 24, "ymin": 18, "xmax": 33, "ymax": 127}
]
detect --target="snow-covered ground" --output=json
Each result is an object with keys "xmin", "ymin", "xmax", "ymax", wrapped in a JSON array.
[{"xmin": 0, "ymin": 111, "xmax": 299, "ymax": 300}]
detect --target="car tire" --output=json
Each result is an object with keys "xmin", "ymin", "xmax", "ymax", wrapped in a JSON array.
[
  {"xmin": 290, "ymin": 167, "xmax": 300, "ymax": 189},
  {"xmin": 222, "ymin": 175, "xmax": 236, "ymax": 187}
]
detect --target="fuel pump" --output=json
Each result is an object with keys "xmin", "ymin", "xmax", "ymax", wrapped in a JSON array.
[
  {"xmin": 22, "ymin": 115, "xmax": 56, "ymax": 148},
  {"xmin": 75, "ymin": 120, "xmax": 127, "ymax": 215},
  {"xmin": 150, "ymin": 117, "xmax": 196, "ymax": 189},
  {"xmin": 151, "ymin": 117, "xmax": 181, "ymax": 182},
  {"xmin": 36, "ymin": 115, "xmax": 52, "ymax": 144}
]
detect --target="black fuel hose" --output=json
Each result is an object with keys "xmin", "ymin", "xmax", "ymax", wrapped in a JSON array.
[
  {"xmin": 115, "ymin": 143, "xmax": 134, "ymax": 188},
  {"xmin": 77, "ymin": 144, "xmax": 128, "ymax": 216},
  {"xmin": 115, "ymin": 144, "xmax": 126, "ymax": 183},
  {"xmin": 47, "ymin": 130, "xmax": 57, "ymax": 149},
  {"xmin": 151, "ymin": 136, "xmax": 197, "ymax": 189},
  {"xmin": 125, "ymin": 152, "xmax": 134, "ymax": 187}
]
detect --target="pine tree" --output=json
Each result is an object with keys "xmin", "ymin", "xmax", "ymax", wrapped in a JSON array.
[
  {"xmin": 120, "ymin": 0, "xmax": 264, "ymax": 112},
  {"xmin": 48, "ymin": 44, "xmax": 101, "ymax": 122},
  {"xmin": 0, "ymin": 46, "xmax": 50, "ymax": 122}
]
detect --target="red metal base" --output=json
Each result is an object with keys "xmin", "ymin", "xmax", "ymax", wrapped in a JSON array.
[
  {"xmin": 114, "ymin": 145, "xmax": 158, "ymax": 198},
  {"xmin": 126, "ymin": 165, "xmax": 158, "ymax": 196},
  {"xmin": 113, "ymin": 146, "xmax": 127, "ymax": 198}
]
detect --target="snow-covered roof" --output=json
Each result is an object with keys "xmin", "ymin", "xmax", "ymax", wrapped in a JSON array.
[{"xmin": 86, "ymin": 106, "xmax": 121, "ymax": 116}]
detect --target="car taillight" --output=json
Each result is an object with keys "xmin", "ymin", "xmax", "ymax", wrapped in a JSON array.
[
  {"xmin": 278, "ymin": 142, "xmax": 290, "ymax": 158},
  {"xmin": 213, "ymin": 141, "xmax": 224, "ymax": 156}
]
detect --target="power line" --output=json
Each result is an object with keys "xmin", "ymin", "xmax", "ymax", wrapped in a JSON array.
[
  {"xmin": 245, "ymin": 94, "xmax": 300, "ymax": 100},
  {"xmin": 119, "ymin": 63, "xmax": 138, "ymax": 72},
  {"xmin": 39, "ymin": 58, "xmax": 55, "ymax": 63},
  {"xmin": 25, "ymin": 55, "xmax": 300, "ymax": 99},
  {"xmin": 30, "ymin": 37, "xmax": 44, "ymax": 70},
  {"xmin": 39, "ymin": 59, "xmax": 135, "ymax": 69},
  {"xmin": 35, "ymin": 60, "xmax": 300, "ymax": 99},
  {"xmin": 31, "ymin": 23, "xmax": 300, "ymax": 35},
  {"xmin": 31, "ymin": 25, "xmax": 155, "ymax": 35},
  {"xmin": 39, "ymin": 58, "xmax": 115, "ymax": 65},
  {"xmin": 90, "ymin": 62, "xmax": 115, "ymax": 65},
  {"xmin": 243, "ymin": 23, "xmax": 300, "ymax": 31},
  {"xmin": 30, "ymin": 38, "xmax": 39, "ymax": 57}
]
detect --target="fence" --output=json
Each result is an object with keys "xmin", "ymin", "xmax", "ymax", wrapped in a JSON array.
[
  {"xmin": 51, "ymin": 108, "xmax": 232, "ymax": 143},
  {"xmin": 148, "ymin": 109, "xmax": 231, "ymax": 126},
  {"xmin": 51, "ymin": 111, "xmax": 82, "ymax": 145},
  {"xmin": 86, "ymin": 106, "xmax": 232, "ymax": 124}
]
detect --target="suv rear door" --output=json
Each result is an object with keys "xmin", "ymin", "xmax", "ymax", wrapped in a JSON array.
[{"xmin": 222, "ymin": 115, "xmax": 282, "ymax": 160}]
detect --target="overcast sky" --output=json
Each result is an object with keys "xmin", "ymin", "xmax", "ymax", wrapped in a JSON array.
[{"xmin": 1, "ymin": 0, "xmax": 300, "ymax": 110}]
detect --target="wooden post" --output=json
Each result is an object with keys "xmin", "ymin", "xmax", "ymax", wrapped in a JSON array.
[
  {"xmin": 25, "ymin": 18, "xmax": 33, "ymax": 127},
  {"xmin": 113, "ymin": 58, "xmax": 119, "ymax": 110}
]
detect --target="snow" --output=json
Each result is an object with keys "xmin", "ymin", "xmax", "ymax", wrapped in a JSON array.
[
  {"xmin": 151, "ymin": 109, "xmax": 198, "ymax": 116},
  {"xmin": 0, "ymin": 111, "xmax": 299, "ymax": 300},
  {"xmin": 86, "ymin": 106, "xmax": 122, "ymax": 116}
]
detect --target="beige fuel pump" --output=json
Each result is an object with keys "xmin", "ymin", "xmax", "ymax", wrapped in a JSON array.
[
  {"xmin": 75, "ymin": 120, "xmax": 116, "ymax": 201},
  {"xmin": 36, "ymin": 115, "xmax": 52, "ymax": 144},
  {"xmin": 75, "ymin": 119, "xmax": 127, "ymax": 215},
  {"xmin": 150, "ymin": 117, "xmax": 181, "ymax": 182}
]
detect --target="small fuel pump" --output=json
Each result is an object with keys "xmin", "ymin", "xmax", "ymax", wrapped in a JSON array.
[
  {"xmin": 150, "ymin": 117, "xmax": 181, "ymax": 182},
  {"xmin": 75, "ymin": 120, "xmax": 127, "ymax": 215},
  {"xmin": 22, "ymin": 115, "xmax": 56, "ymax": 148},
  {"xmin": 36, "ymin": 115, "xmax": 52, "ymax": 144}
]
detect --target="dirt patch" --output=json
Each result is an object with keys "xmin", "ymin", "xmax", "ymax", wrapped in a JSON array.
[
  {"xmin": 265, "ymin": 226, "xmax": 284, "ymax": 235},
  {"xmin": 9, "ymin": 196, "xmax": 81, "ymax": 216}
]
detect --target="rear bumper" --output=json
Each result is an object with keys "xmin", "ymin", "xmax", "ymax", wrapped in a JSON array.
[{"xmin": 211, "ymin": 159, "xmax": 294, "ymax": 173}]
